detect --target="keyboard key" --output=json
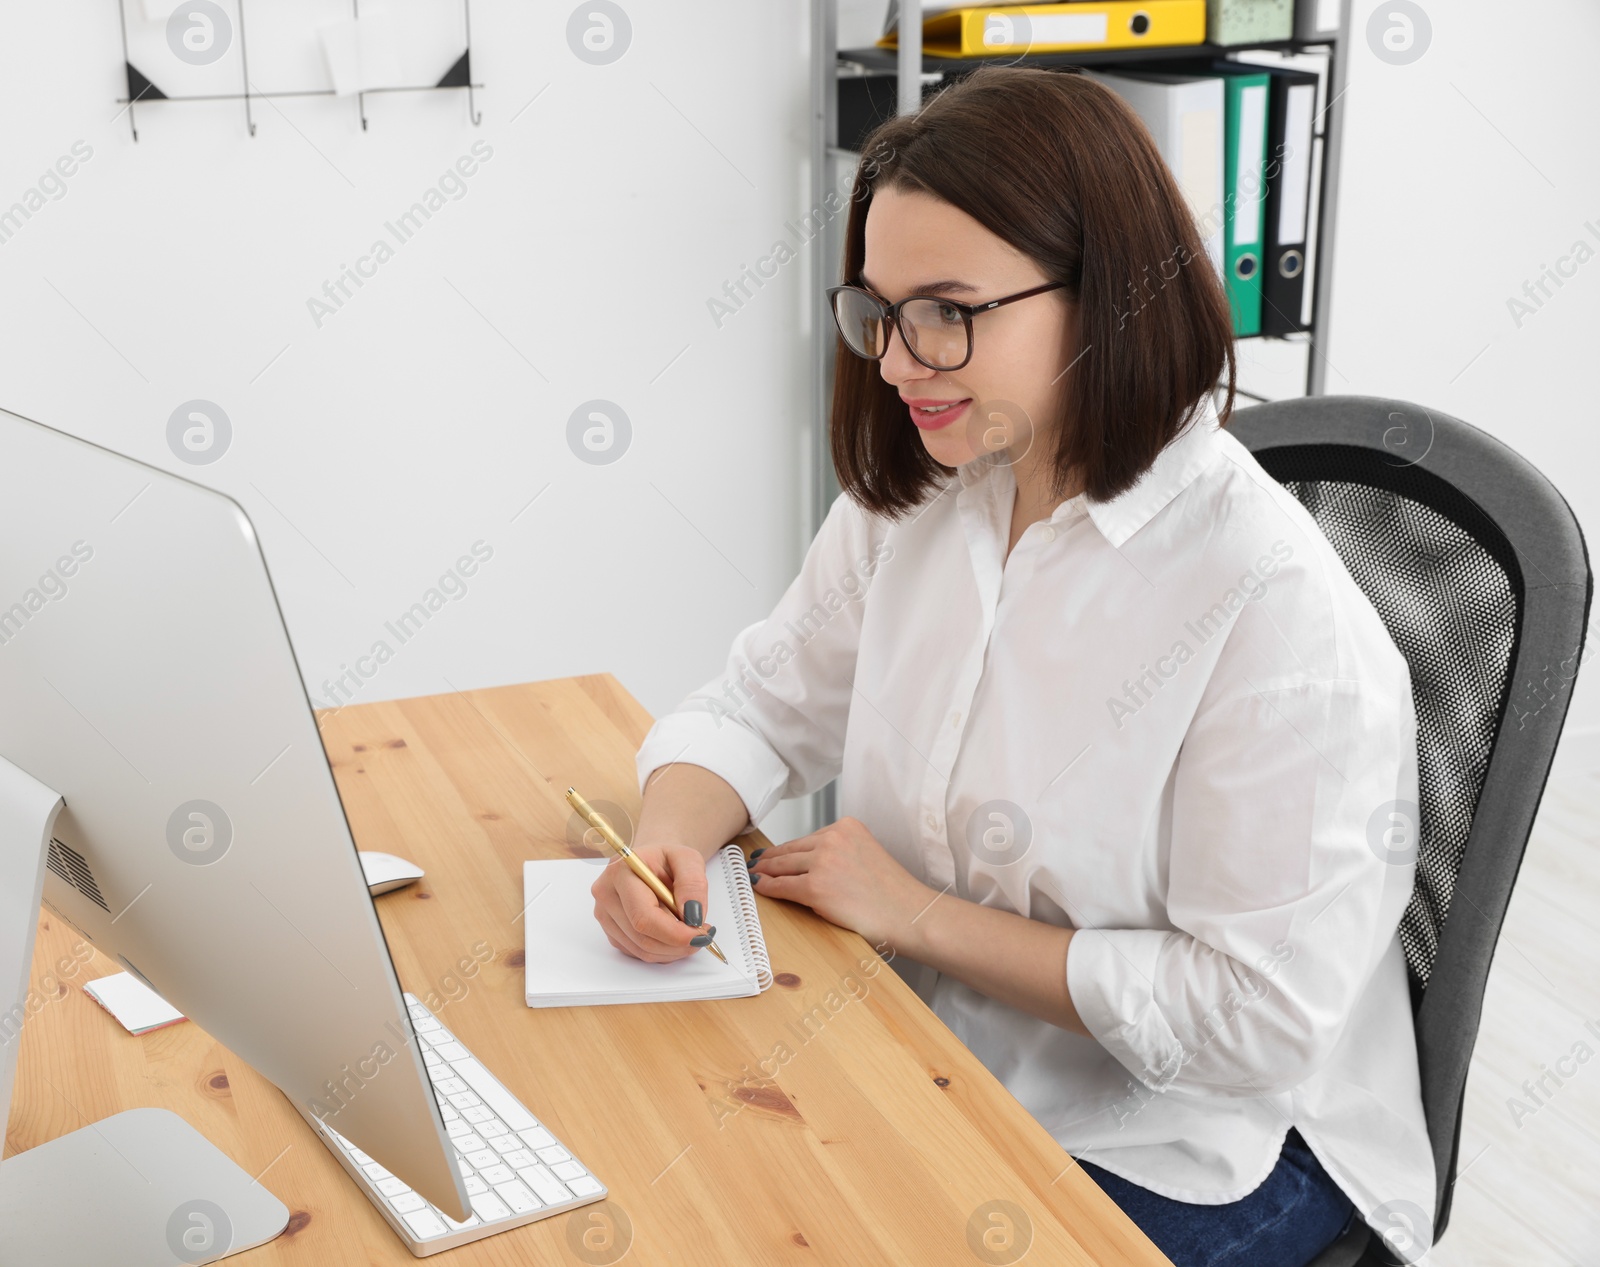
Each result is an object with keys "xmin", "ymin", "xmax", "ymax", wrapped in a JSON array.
[
  {"xmin": 402, "ymin": 1209, "xmax": 447, "ymax": 1240},
  {"xmin": 493, "ymin": 1180, "xmax": 542, "ymax": 1215},
  {"xmin": 451, "ymin": 1058, "xmax": 537, "ymax": 1131},
  {"xmin": 471, "ymin": 1192, "xmax": 510, "ymax": 1222},
  {"xmin": 517, "ymin": 1164, "xmax": 570, "ymax": 1206},
  {"xmin": 326, "ymin": 998, "xmax": 605, "ymax": 1247}
]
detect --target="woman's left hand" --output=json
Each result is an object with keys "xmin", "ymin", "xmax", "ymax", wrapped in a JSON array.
[{"xmin": 746, "ymin": 816, "xmax": 934, "ymax": 952}]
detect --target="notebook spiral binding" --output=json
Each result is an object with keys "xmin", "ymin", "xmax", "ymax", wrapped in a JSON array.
[{"xmin": 723, "ymin": 845, "xmax": 772, "ymax": 991}]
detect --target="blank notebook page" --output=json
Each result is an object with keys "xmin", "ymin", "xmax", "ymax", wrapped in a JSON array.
[{"xmin": 522, "ymin": 844, "xmax": 771, "ymax": 1007}]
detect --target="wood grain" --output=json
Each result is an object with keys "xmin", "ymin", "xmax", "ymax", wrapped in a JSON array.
[{"xmin": 7, "ymin": 674, "xmax": 1169, "ymax": 1266}]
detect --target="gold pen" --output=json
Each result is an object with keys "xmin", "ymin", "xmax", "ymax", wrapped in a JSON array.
[{"xmin": 565, "ymin": 786, "xmax": 730, "ymax": 966}]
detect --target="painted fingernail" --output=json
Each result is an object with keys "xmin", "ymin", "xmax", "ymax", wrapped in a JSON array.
[
  {"xmin": 689, "ymin": 933, "xmax": 712, "ymax": 947},
  {"xmin": 749, "ymin": 848, "xmax": 766, "ymax": 862},
  {"xmin": 749, "ymin": 871, "xmax": 760, "ymax": 884},
  {"xmin": 683, "ymin": 899, "xmax": 703, "ymax": 927}
]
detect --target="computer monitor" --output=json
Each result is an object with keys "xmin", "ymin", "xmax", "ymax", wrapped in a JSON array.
[{"xmin": 0, "ymin": 406, "xmax": 475, "ymax": 1255}]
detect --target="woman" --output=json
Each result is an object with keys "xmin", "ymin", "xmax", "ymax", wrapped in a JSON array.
[{"xmin": 592, "ymin": 66, "xmax": 1434, "ymax": 1267}]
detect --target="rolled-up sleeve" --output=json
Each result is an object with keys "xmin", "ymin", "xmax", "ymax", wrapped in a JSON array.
[
  {"xmin": 635, "ymin": 490, "xmax": 889, "ymax": 830},
  {"xmin": 1067, "ymin": 629, "xmax": 1420, "ymax": 1100}
]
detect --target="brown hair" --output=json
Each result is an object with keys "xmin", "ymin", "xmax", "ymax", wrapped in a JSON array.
[{"xmin": 831, "ymin": 65, "xmax": 1237, "ymax": 517}]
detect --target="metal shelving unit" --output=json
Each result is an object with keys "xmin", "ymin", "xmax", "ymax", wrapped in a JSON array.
[{"xmin": 804, "ymin": 0, "xmax": 1352, "ymax": 831}]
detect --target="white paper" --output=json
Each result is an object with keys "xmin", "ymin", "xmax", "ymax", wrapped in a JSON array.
[
  {"xmin": 1005, "ymin": 13, "xmax": 1109, "ymax": 45},
  {"xmin": 317, "ymin": 10, "xmax": 404, "ymax": 97},
  {"xmin": 523, "ymin": 848, "xmax": 763, "ymax": 1006},
  {"xmin": 1233, "ymin": 84, "xmax": 1268, "ymax": 247},
  {"xmin": 1277, "ymin": 84, "xmax": 1315, "ymax": 245},
  {"xmin": 84, "ymin": 971, "xmax": 186, "ymax": 1035}
]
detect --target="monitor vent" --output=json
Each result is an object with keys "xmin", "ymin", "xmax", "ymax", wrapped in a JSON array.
[{"xmin": 46, "ymin": 837, "xmax": 110, "ymax": 912}]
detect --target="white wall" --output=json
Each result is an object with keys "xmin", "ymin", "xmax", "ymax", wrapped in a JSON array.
[
  {"xmin": 6, "ymin": 1, "xmax": 1594, "ymax": 847},
  {"xmin": 839, "ymin": 0, "xmax": 888, "ymax": 47},
  {"xmin": 1331, "ymin": 0, "xmax": 1600, "ymax": 742},
  {"xmin": 0, "ymin": 1, "xmax": 817, "ymax": 839}
]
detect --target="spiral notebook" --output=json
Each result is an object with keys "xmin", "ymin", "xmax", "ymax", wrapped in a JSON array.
[{"xmin": 522, "ymin": 843, "xmax": 773, "ymax": 1006}]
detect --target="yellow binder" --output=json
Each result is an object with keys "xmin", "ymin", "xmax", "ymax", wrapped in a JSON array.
[{"xmin": 879, "ymin": 2, "xmax": 1207, "ymax": 58}]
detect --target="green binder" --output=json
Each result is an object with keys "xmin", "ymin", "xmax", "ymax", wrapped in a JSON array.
[{"xmin": 1221, "ymin": 69, "xmax": 1271, "ymax": 337}]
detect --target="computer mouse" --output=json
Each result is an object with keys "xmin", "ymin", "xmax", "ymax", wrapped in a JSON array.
[{"xmin": 358, "ymin": 851, "xmax": 426, "ymax": 895}]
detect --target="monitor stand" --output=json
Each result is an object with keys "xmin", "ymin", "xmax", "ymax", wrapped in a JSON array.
[{"xmin": 0, "ymin": 757, "xmax": 290, "ymax": 1266}]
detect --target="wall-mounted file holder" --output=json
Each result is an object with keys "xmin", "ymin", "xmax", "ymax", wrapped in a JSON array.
[{"xmin": 114, "ymin": 0, "xmax": 484, "ymax": 140}]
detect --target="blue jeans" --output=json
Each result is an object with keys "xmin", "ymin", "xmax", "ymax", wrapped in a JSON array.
[{"xmin": 1076, "ymin": 1129, "xmax": 1357, "ymax": 1267}]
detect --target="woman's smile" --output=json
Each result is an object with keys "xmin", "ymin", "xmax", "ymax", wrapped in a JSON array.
[{"xmin": 902, "ymin": 395, "xmax": 971, "ymax": 430}]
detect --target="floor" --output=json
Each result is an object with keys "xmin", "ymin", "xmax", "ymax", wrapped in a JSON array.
[{"xmin": 1425, "ymin": 729, "xmax": 1600, "ymax": 1266}]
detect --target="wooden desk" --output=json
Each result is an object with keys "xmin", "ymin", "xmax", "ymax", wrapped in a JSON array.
[{"xmin": 7, "ymin": 675, "xmax": 1168, "ymax": 1266}]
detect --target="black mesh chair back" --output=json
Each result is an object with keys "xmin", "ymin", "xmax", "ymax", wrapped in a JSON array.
[{"xmin": 1228, "ymin": 396, "xmax": 1591, "ymax": 1265}]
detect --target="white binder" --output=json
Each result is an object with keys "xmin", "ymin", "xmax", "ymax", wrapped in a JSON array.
[{"xmin": 1086, "ymin": 71, "xmax": 1226, "ymax": 279}]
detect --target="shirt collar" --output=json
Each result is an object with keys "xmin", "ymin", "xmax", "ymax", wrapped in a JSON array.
[{"xmin": 955, "ymin": 394, "xmax": 1222, "ymax": 548}]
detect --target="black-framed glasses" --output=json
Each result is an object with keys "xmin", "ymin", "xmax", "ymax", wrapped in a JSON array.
[{"xmin": 825, "ymin": 280, "xmax": 1066, "ymax": 372}]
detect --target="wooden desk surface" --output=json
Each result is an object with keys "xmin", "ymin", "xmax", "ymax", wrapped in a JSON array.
[{"xmin": 7, "ymin": 675, "xmax": 1167, "ymax": 1266}]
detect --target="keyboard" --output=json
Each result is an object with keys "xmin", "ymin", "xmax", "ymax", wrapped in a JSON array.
[{"xmin": 306, "ymin": 992, "xmax": 607, "ymax": 1257}]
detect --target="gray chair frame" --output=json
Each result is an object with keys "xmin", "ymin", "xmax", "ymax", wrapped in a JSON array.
[{"xmin": 1228, "ymin": 395, "xmax": 1592, "ymax": 1266}]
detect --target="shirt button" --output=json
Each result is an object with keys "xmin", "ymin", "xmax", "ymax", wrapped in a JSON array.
[
  {"xmin": 950, "ymin": 710, "xmax": 962, "ymax": 728},
  {"xmin": 1041, "ymin": 525, "xmax": 1057, "ymax": 543},
  {"xmin": 925, "ymin": 812, "xmax": 939, "ymax": 832}
]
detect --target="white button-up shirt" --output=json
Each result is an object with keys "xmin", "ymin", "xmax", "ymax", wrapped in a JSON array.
[{"xmin": 635, "ymin": 397, "xmax": 1436, "ymax": 1249}]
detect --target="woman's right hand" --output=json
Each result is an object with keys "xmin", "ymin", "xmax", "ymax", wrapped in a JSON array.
[{"xmin": 589, "ymin": 842, "xmax": 713, "ymax": 963}]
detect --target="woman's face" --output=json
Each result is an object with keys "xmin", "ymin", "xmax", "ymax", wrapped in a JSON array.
[{"xmin": 860, "ymin": 184, "xmax": 1076, "ymax": 473}]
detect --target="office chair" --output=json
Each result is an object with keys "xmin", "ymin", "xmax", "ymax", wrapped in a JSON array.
[{"xmin": 1226, "ymin": 395, "xmax": 1593, "ymax": 1266}]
